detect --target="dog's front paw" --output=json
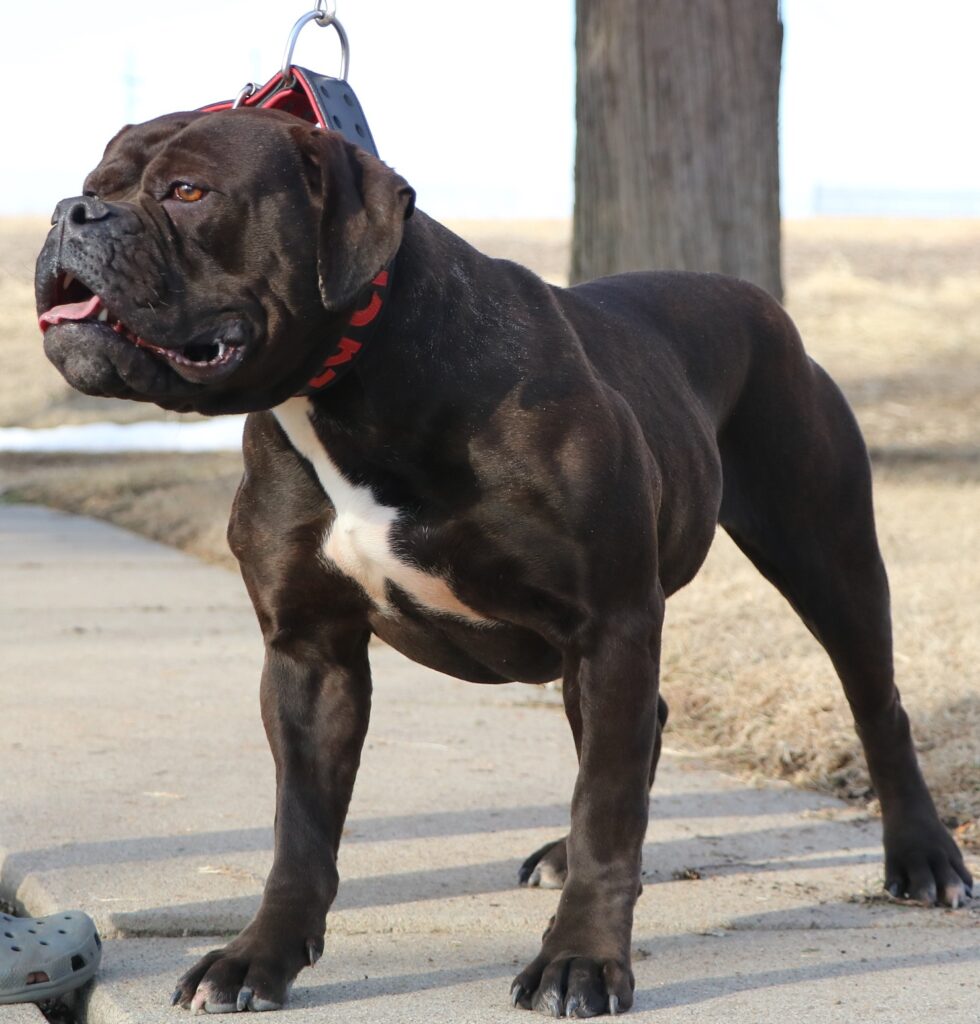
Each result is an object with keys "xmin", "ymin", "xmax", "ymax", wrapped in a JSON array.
[
  {"xmin": 170, "ymin": 929, "xmax": 323, "ymax": 1013},
  {"xmin": 518, "ymin": 838, "xmax": 568, "ymax": 889},
  {"xmin": 884, "ymin": 816, "xmax": 973, "ymax": 908},
  {"xmin": 511, "ymin": 952, "xmax": 634, "ymax": 1017}
]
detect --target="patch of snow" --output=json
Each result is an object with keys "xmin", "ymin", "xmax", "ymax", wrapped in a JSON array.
[{"xmin": 0, "ymin": 417, "xmax": 246, "ymax": 453}]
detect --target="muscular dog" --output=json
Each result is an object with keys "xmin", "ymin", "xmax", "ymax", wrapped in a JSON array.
[{"xmin": 36, "ymin": 108, "xmax": 972, "ymax": 1016}]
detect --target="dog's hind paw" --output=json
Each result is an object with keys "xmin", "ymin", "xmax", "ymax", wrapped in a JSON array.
[
  {"xmin": 518, "ymin": 838, "xmax": 568, "ymax": 889},
  {"xmin": 883, "ymin": 816, "xmax": 974, "ymax": 908}
]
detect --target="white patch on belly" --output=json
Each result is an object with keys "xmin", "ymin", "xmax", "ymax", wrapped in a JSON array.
[{"xmin": 273, "ymin": 397, "xmax": 486, "ymax": 621}]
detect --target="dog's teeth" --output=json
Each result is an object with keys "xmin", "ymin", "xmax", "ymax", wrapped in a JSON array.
[
  {"xmin": 97, "ymin": 307, "xmax": 109, "ymax": 322},
  {"xmin": 62, "ymin": 272, "xmax": 75, "ymax": 290}
]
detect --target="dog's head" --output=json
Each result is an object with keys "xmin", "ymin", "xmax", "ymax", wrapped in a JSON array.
[{"xmin": 35, "ymin": 108, "xmax": 415, "ymax": 414}]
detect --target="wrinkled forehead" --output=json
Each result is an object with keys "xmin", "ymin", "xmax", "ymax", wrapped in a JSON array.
[
  {"xmin": 83, "ymin": 108, "xmax": 309, "ymax": 199},
  {"xmin": 83, "ymin": 112, "xmax": 209, "ymax": 198}
]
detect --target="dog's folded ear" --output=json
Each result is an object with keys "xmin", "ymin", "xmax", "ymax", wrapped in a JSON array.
[{"xmin": 298, "ymin": 127, "xmax": 415, "ymax": 313}]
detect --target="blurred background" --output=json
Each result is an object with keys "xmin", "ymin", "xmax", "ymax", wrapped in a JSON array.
[
  {"xmin": 2, "ymin": 0, "xmax": 979, "ymax": 220},
  {"xmin": 0, "ymin": 1, "xmax": 976, "ymax": 846}
]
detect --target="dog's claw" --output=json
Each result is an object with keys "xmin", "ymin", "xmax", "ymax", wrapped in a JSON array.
[
  {"xmin": 538, "ymin": 991, "xmax": 562, "ymax": 1018},
  {"xmin": 510, "ymin": 982, "xmax": 523, "ymax": 1008},
  {"xmin": 170, "ymin": 987, "xmax": 183, "ymax": 1007},
  {"xmin": 942, "ymin": 881, "xmax": 973, "ymax": 909},
  {"xmin": 237, "ymin": 987, "xmax": 253, "ymax": 1012},
  {"xmin": 609, "ymin": 994, "xmax": 620, "ymax": 1016},
  {"xmin": 530, "ymin": 984, "xmax": 563, "ymax": 1018},
  {"xmin": 306, "ymin": 939, "xmax": 322, "ymax": 968},
  {"xmin": 249, "ymin": 995, "xmax": 284, "ymax": 1012},
  {"xmin": 915, "ymin": 882, "xmax": 938, "ymax": 906}
]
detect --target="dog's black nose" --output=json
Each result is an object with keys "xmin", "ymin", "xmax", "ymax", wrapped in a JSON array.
[{"xmin": 52, "ymin": 195, "xmax": 112, "ymax": 227}]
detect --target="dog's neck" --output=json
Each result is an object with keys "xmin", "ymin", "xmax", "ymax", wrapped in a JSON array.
[{"xmin": 303, "ymin": 211, "xmax": 534, "ymax": 426}]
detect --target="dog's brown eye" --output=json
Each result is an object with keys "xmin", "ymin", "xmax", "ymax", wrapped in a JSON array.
[{"xmin": 172, "ymin": 183, "xmax": 206, "ymax": 203}]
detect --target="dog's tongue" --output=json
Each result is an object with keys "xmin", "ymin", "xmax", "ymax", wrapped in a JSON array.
[{"xmin": 38, "ymin": 295, "xmax": 102, "ymax": 332}]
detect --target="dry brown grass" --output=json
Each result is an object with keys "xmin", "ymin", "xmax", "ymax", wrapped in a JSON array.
[
  {"xmin": 784, "ymin": 219, "xmax": 980, "ymax": 456},
  {"xmin": 662, "ymin": 465, "xmax": 980, "ymax": 844},
  {"xmin": 1, "ymin": 217, "xmax": 977, "ymax": 852}
]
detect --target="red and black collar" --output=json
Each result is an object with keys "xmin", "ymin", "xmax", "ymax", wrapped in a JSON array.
[
  {"xmin": 299, "ymin": 263, "xmax": 393, "ymax": 395},
  {"xmin": 202, "ymin": 65, "xmax": 388, "ymax": 395}
]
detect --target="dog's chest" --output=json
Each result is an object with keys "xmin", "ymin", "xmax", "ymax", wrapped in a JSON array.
[{"xmin": 273, "ymin": 398, "xmax": 483, "ymax": 620}]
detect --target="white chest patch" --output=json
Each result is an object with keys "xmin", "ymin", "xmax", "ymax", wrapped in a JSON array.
[{"xmin": 273, "ymin": 398, "xmax": 485, "ymax": 621}]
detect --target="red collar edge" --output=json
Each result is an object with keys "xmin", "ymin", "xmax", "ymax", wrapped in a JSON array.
[{"xmin": 300, "ymin": 265, "xmax": 392, "ymax": 395}]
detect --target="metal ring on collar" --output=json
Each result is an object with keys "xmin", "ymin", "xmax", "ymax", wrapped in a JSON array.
[
  {"xmin": 280, "ymin": 9, "xmax": 350, "ymax": 85},
  {"xmin": 231, "ymin": 81, "xmax": 259, "ymax": 109},
  {"xmin": 314, "ymin": 0, "xmax": 337, "ymax": 24}
]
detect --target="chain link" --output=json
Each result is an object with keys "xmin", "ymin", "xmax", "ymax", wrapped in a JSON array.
[{"xmin": 313, "ymin": 0, "xmax": 337, "ymax": 25}]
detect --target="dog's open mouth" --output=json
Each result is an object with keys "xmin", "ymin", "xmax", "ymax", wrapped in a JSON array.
[{"xmin": 38, "ymin": 272, "xmax": 246, "ymax": 383}]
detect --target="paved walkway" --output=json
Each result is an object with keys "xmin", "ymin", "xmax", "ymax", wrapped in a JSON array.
[{"xmin": 1, "ymin": 504, "xmax": 977, "ymax": 1022}]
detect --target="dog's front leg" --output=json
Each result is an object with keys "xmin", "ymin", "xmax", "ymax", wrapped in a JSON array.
[
  {"xmin": 512, "ymin": 602, "xmax": 663, "ymax": 1017},
  {"xmin": 173, "ymin": 630, "xmax": 371, "ymax": 1013}
]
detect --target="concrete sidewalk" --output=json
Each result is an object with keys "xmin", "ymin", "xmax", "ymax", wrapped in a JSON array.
[{"xmin": 1, "ymin": 504, "xmax": 976, "ymax": 1023}]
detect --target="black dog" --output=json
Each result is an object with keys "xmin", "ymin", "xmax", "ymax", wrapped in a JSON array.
[{"xmin": 36, "ymin": 108, "xmax": 972, "ymax": 1016}]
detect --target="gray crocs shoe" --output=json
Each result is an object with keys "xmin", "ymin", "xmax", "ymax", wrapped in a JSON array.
[{"xmin": 0, "ymin": 910, "xmax": 102, "ymax": 1005}]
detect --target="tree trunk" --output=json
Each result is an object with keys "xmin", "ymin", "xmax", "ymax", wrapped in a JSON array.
[{"xmin": 572, "ymin": 0, "xmax": 783, "ymax": 300}]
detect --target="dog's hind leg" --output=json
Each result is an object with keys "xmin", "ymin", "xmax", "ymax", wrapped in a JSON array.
[
  {"xmin": 518, "ymin": 687, "xmax": 668, "ymax": 891},
  {"xmin": 717, "ymin": 346, "xmax": 972, "ymax": 907}
]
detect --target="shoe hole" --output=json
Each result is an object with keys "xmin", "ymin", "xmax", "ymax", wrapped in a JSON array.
[
  {"xmin": 58, "ymin": 929, "xmax": 67, "ymax": 934},
  {"xmin": 94, "ymin": 933, "xmax": 102, "ymax": 948},
  {"xmin": 63, "ymin": 915, "xmax": 72, "ymax": 920},
  {"xmin": 3, "ymin": 931, "xmax": 12, "ymax": 938},
  {"xmin": 27, "ymin": 971, "xmax": 50, "ymax": 985},
  {"xmin": 10, "ymin": 945, "xmax": 21, "ymax": 952},
  {"xmin": 39, "ymin": 940, "xmax": 48, "ymax": 946},
  {"xmin": 28, "ymin": 928, "xmax": 36, "ymax": 934},
  {"xmin": 71, "ymin": 954, "xmax": 86, "ymax": 972}
]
